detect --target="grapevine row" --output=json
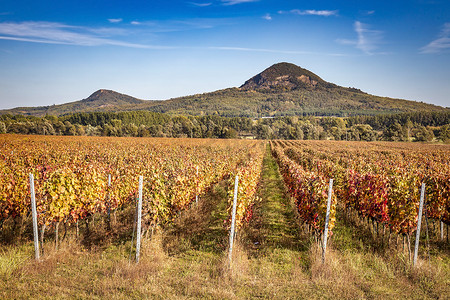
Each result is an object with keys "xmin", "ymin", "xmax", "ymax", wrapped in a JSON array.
[
  {"xmin": 0, "ymin": 135, "xmax": 265, "ymax": 237},
  {"xmin": 226, "ymin": 142, "xmax": 265, "ymax": 230},
  {"xmin": 271, "ymin": 141, "xmax": 337, "ymax": 235},
  {"xmin": 274, "ymin": 140, "xmax": 450, "ymax": 236}
]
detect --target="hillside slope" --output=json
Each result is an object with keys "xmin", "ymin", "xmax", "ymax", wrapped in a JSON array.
[
  {"xmin": 1, "ymin": 89, "xmax": 148, "ymax": 117},
  {"xmin": 1, "ymin": 63, "xmax": 446, "ymax": 117},
  {"xmin": 146, "ymin": 63, "xmax": 444, "ymax": 117}
]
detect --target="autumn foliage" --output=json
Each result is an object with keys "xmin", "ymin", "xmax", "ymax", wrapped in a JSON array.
[{"xmin": 0, "ymin": 135, "xmax": 264, "ymax": 235}]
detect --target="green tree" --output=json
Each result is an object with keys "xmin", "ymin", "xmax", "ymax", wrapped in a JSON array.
[
  {"xmin": 85, "ymin": 125, "xmax": 101, "ymax": 136},
  {"xmin": 138, "ymin": 125, "xmax": 150, "ymax": 137},
  {"xmin": 255, "ymin": 124, "xmax": 271, "ymax": 140},
  {"xmin": 329, "ymin": 126, "xmax": 344, "ymax": 140},
  {"xmin": 75, "ymin": 124, "xmax": 85, "ymax": 136},
  {"xmin": 0, "ymin": 121, "xmax": 6, "ymax": 134},
  {"xmin": 413, "ymin": 126, "xmax": 434, "ymax": 142},
  {"xmin": 403, "ymin": 118, "xmax": 413, "ymax": 141},
  {"xmin": 383, "ymin": 122, "xmax": 404, "ymax": 141},
  {"xmin": 438, "ymin": 124, "xmax": 450, "ymax": 143},
  {"xmin": 350, "ymin": 124, "xmax": 376, "ymax": 141},
  {"xmin": 64, "ymin": 121, "xmax": 76, "ymax": 135},
  {"xmin": 221, "ymin": 127, "xmax": 238, "ymax": 139},
  {"xmin": 123, "ymin": 123, "xmax": 138, "ymax": 137}
]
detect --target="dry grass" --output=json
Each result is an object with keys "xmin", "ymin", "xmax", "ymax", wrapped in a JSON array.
[
  {"xmin": 1, "ymin": 219, "xmax": 449, "ymax": 299},
  {"xmin": 308, "ymin": 242, "xmax": 365, "ymax": 299}
]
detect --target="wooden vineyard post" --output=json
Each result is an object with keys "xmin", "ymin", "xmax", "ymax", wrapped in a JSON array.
[
  {"xmin": 228, "ymin": 175, "xmax": 239, "ymax": 265},
  {"xmin": 413, "ymin": 183, "xmax": 425, "ymax": 267},
  {"xmin": 322, "ymin": 179, "xmax": 334, "ymax": 264},
  {"xmin": 135, "ymin": 176, "xmax": 143, "ymax": 263},
  {"xmin": 29, "ymin": 173, "xmax": 40, "ymax": 261},
  {"xmin": 441, "ymin": 221, "xmax": 444, "ymax": 241},
  {"xmin": 195, "ymin": 166, "xmax": 199, "ymax": 204},
  {"xmin": 107, "ymin": 174, "xmax": 111, "ymax": 230}
]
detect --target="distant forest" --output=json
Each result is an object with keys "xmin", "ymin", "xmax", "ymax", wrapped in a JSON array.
[{"xmin": 1, "ymin": 111, "xmax": 449, "ymax": 143}]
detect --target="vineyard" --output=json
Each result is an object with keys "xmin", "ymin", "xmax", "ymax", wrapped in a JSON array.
[
  {"xmin": 0, "ymin": 135, "xmax": 264, "ymax": 246},
  {"xmin": 1, "ymin": 135, "xmax": 449, "ymax": 299},
  {"xmin": 271, "ymin": 140, "xmax": 450, "ymax": 252}
]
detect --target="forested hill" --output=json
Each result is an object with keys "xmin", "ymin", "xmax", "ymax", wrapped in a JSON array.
[
  {"xmin": 150, "ymin": 63, "xmax": 445, "ymax": 117},
  {"xmin": 1, "ymin": 62, "xmax": 447, "ymax": 117},
  {"xmin": 1, "ymin": 89, "xmax": 147, "ymax": 117}
]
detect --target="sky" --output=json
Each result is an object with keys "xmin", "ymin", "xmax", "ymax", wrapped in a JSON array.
[{"xmin": 0, "ymin": 0, "xmax": 449, "ymax": 109}]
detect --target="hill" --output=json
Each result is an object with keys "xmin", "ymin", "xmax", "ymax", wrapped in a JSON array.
[
  {"xmin": 150, "ymin": 63, "xmax": 444, "ymax": 117},
  {"xmin": 240, "ymin": 62, "xmax": 328, "ymax": 90},
  {"xmin": 1, "ymin": 89, "xmax": 147, "ymax": 117},
  {"xmin": 1, "ymin": 63, "xmax": 446, "ymax": 117}
]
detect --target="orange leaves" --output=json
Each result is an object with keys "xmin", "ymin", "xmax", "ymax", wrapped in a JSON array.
[
  {"xmin": 226, "ymin": 142, "xmax": 265, "ymax": 230},
  {"xmin": 0, "ymin": 135, "xmax": 266, "ymax": 232}
]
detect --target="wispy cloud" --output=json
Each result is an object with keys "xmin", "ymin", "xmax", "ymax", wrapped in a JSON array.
[
  {"xmin": 0, "ymin": 21, "xmax": 169, "ymax": 49},
  {"xmin": 108, "ymin": 18, "xmax": 123, "ymax": 23},
  {"xmin": 189, "ymin": 2, "xmax": 213, "ymax": 7},
  {"xmin": 221, "ymin": 0, "xmax": 258, "ymax": 6},
  {"xmin": 279, "ymin": 9, "xmax": 338, "ymax": 17},
  {"xmin": 263, "ymin": 14, "xmax": 272, "ymax": 21},
  {"xmin": 336, "ymin": 21, "xmax": 383, "ymax": 55},
  {"xmin": 128, "ymin": 18, "xmax": 230, "ymax": 32},
  {"xmin": 420, "ymin": 23, "xmax": 450, "ymax": 54}
]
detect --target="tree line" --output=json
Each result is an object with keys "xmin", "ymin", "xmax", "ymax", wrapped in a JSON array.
[{"xmin": 0, "ymin": 111, "xmax": 448, "ymax": 142}]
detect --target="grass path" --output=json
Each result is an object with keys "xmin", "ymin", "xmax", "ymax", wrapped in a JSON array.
[{"xmin": 243, "ymin": 144, "xmax": 308, "ymax": 255}]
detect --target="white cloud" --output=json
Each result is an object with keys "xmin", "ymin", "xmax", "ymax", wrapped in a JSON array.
[
  {"xmin": 337, "ymin": 21, "xmax": 383, "ymax": 55},
  {"xmin": 221, "ymin": 0, "xmax": 258, "ymax": 6},
  {"xmin": 189, "ymin": 2, "xmax": 212, "ymax": 7},
  {"xmin": 421, "ymin": 23, "xmax": 450, "ymax": 54},
  {"xmin": 128, "ymin": 18, "xmax": 229, "ymax": 32},
  {"xmin": 0, "ymin": 21, "xmax": 168, "ymax": 49},
  {"xmin": 108, "ymin": 18, "xmax": 123, "ymax": 23},
  {"xmin": 279, "ymin": 9, "xmax": 338, "ymax": 17},
  {"xmin": 263, "ymin": 14, "xmax": 272, "ymax": 21}
]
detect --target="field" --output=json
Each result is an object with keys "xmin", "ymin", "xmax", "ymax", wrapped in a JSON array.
[{"xmin": 1, "ymin": 134, "xmax": 449, "ymax": 299}]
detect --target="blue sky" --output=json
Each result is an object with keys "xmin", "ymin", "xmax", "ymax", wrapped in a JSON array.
[{"xmin": 0, "ymin": 0, "xmax": 449, "ymax": 109}]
